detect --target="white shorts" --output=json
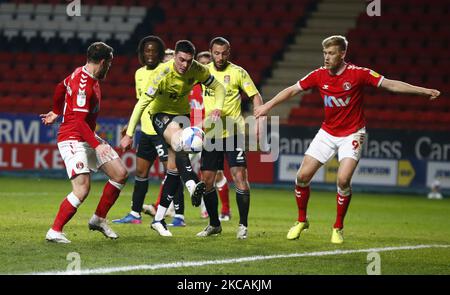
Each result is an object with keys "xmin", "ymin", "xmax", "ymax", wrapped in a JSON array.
[
  {"xmin": 57, "ymin": 137, "xmax": 119, "ymax": 179},
  {"xmin": 305, "ymin": 127, "xmax": 366, "ymax": 164}
]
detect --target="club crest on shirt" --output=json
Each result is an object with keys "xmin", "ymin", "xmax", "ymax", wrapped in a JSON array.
[
  {"xmin": 224, "ymin": 75, "xmax": 230, "ymax": 84},
  {"xmin": 77, "ymin": 89, "xmax": 86, "ymax": 107},
  {"xmin": 343, "ymin": 82, "xmax": 352, "ymax": 91}
]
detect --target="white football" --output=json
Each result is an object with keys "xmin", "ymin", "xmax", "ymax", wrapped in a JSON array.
[{"xmin": 181, "ymin": 127, "xmax": 205, "ymax": 153}]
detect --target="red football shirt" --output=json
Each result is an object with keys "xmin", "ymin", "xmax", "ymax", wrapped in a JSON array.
[
  {"xmin": 56, "ymin": 66, "xmax": 101, "ymax": 148},
  {"xmin": 188, "ymin": 83, "xmax": 205, "ymax": 127},
  {"xmin": 298, "ymin": 63, "xmax": 384, "ymax": 136}
]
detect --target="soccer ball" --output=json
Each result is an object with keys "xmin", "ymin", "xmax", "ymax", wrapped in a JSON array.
[{"xmin": 181, "ymin": 126, "xmax": 204, "ymax": 153}]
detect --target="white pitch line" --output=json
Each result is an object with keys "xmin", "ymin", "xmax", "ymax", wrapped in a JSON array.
[{"xmin": 26, "ymin": 244, "xmax": 450, "ymax": 275}]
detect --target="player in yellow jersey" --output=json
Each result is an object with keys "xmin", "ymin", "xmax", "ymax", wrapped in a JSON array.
[
  {"xmin": 197, "ymin": 37, "xmax": 264, "ymax": 239},
  {"xmin": 112, "ymin": 36, "xmax": 184, "ymax": 225},
  {"xmin": 120, "ymin": 40, "xmax": 226, "ymax": 237},
  {"xmin": 189, "ymin": 51, "xmax": 232, "ymax": 221}
]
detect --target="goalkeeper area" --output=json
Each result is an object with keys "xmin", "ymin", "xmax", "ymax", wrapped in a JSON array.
[{"xmin": 0, "ymin": 176, "xmax": 449, "ymax": 275}]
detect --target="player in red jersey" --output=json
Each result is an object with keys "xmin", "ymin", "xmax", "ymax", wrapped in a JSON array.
[
  {"xmin": 255, "ymin": 35, "xmax": 440, "ymax": 244},
  {"xmin": 188, "ymin": 51, "xmax": 232, "ymax": 221},
  {"xmin": 40, "ymin": 42, "xmax": 128, "ymax": 243}
]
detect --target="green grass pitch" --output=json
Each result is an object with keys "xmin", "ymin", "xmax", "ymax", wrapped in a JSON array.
[{"xmin": 0, "ymin": 176, "xmax": 449, "ymax": 275}]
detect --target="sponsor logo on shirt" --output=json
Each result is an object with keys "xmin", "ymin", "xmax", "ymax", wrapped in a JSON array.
[{"xmin": 324, "ymin": 95, "xmax": 351, "ymax": 107}]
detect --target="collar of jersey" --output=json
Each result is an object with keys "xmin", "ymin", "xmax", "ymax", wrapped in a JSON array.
[
  {"xmin": 329, "ymin": 62, "xmax": 348, "ymax": 77},
  {"xmin": 82, "ymin": 66, "xmax": 97, "ymax": 80}
]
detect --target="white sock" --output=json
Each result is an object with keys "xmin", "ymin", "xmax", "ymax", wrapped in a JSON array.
[
  {"xmin": 154, "ymin": 205, "xmax": 168, "ymax": 221},
  {"xmin": 174, "ymin": 214, "xmax": 184, "ymax": 220},
  {"xmin": 185, "ymin": 180, "xmax": 196, "ymax": 196},
  {"xmin": 130, "ymin": 211, "xmax": 140, "ymax": 218},
  {"xmin": 67, "ymin": 192, "xmax": 81, "ymax": 208},
  {"xmin": 200, "ymin": 198, "xmax": 206, "ymax": 212},
  {"xmin": 215, "ymin": 176, "xmax": 227, "ymax": 188}
]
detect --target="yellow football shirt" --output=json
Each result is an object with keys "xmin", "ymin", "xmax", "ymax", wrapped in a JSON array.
[
  {"xmin": 135, "ymin": 66, "xmax": 157, "ymax": 135},
  {"xmin": 126, "ymin": 59, "xmax": 225, "ymax": 137},
  {"xmin": 203, "ymin": 62, "xmax": 259, "ymax": 138}
]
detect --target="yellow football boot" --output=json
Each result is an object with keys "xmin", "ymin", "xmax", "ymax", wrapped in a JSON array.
[
  {"xmin": 331, "ymin": 228, "xmax": 344, "ymax": 244},
  {"xmin": 286, "ymin": 220, "xmax": 309, "ymax": 240}
]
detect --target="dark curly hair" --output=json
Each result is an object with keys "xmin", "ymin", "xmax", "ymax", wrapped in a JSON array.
[{"xmin": 137, "ymin": 35, "xmax": 165, "ymax": 66}]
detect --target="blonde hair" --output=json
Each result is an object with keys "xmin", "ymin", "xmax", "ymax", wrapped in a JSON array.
[{"xmin": 322, "ymin": 35, "xmax": 348, "ymax": 52}]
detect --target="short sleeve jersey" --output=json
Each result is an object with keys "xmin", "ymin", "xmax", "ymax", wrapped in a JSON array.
[
  {"xmin": 203, "ymin": 62, "xmax": 259, "ymax": 138},
  {"xmin": 298, "ymin": 63, "xmax": 384, "ymax": 136}
]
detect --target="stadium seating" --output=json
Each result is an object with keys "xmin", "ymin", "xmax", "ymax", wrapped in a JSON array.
[
  {"xmin": 1, "ymin": 0, "xmax": 312, "ymax": 117},
  {"xmin": 288, "ymin": 0, "xmax": 450, "ymax": 131}
]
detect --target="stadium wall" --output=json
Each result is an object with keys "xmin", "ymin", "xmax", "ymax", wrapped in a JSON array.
[{"xmin": 0, "ymin": 112, "xmax": 449, "ymax": 195}]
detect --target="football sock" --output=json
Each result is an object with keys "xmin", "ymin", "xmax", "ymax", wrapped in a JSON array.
[
  {"xmin": 95, "ymin": 180, "xmax": 124, "ymax": 218},
  {"xmin": 236, "ymin": 189, "xmax": 250, "ymax": 227},
  {"xmin": 204, "ymin": 188, "xmax": 220, "ymax": 227},
  {"xmin": 155, "ymin": 170, "xmax": 179, "ymax": 221},
  {"xmin": 175, "ymin": 152, "xmax": 200, "ymax": 188},
  {"xmin": 155, "ymin": 178, "xmax": 165, "ymax": 208},
  {"xmin": 174, "ymin": 177, "xmax": 185, "ymax": 215},
  {"xmin": 216, "ymin": 176, "xmax": 230, "ymax": 215},
  {"xmin": 131, "ymin": 176, "xmax": 148, "ymax": 214},
  {"xmin": 295, "ymin": 185, "xmax": 310, "ymax": 222},
  {"xmin": 334, "ymin": 191, "xmax": 352, "ymax": 229},
  {"xmin": 52, "ymin": 192, "xmax": 81, "ymax": 232}
]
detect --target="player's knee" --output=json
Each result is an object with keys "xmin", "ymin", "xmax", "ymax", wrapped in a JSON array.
[
  {"xmin": 135, "ymin": 158, "xmax": 151, "ymax": 177},
  {"xmin": 232, "ymin": 171, "xmax": 248, "ymax": 190},
  {"xmin": 202, "ymin": 172, "xmax": 216, "ymax": 190},
  {"xmin": 73, "ymin": 185, "xmax": 90, "ymax": 200},
  {"xmin": 296, "ymin": 171, "xmax": 312, "ymax": 186},
  {"xmin": 112, "ymin": 167, "xmax": 128, "ymax": 184},
  {"xmin": 337, "ymin": 175, "xmax": 351, "ymax": 189},
  {"xmin": 120, "ymin": 169, "xmax": 129, "ymax": 183},
  {"xmin": 135, "ymin": 165, "xmax": 148, "ymax": 178}
]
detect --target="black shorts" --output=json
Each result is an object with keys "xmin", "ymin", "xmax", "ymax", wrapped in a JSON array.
[
  {"xmin": 136, "ymin": 132, "xmax": 168, "ymax": 162},
  {"xmin": 152, "ymin": 113, "xmax": 191, "ymax": 138},
  {"xmin": 201, "ymin": 135, "xmax": 247, "ymax": 171}
]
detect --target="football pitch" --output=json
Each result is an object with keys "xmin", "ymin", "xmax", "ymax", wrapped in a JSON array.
[{"xmin": 0, "ymin": 176, "xmax": 449, "ymax": 275}]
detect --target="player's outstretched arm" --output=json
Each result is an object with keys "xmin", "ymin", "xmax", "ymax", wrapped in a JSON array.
[
  {"xmin": 380, "ymin": 78, "xmax": 441, "ymax": 100},
  {"xmin": 254, "ymin": 84, "xmax": 302, "ymax": 118}
]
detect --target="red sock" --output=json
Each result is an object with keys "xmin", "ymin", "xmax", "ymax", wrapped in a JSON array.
[
  {"xmin": 95, "ymin": 180, "xmax": 123, "ymax": 218},
  {"xmin": 334, "ymin": 193, "xmax": 352, "ymax": 229},
  {"xmin": 295, "ymin": 185, "xmax": 310, "ymax": 222},
  {"xmin": 52, "ymin": 198, "xmax": 78, "ymax": 232},
  {"xmin": 217, "ymin": 182, "xmax": 230, "ymax": 215},
  {"xmin": 155, "ymin": 181, "xmax": 164, "ymax": 208}
]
